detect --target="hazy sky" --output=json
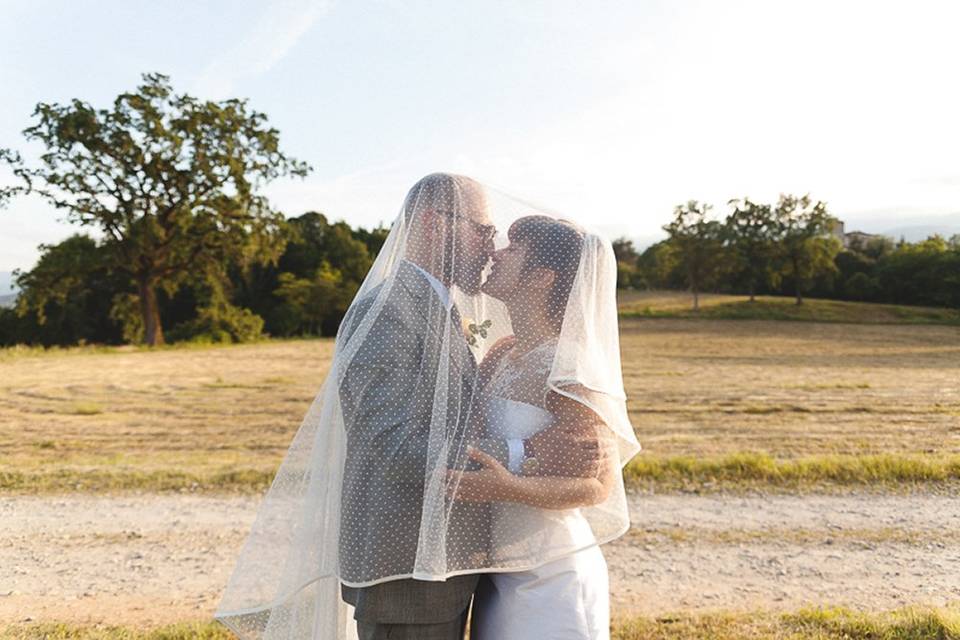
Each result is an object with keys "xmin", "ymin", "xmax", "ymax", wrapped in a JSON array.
[{"xmin": 2, "ymin": 0, "xmax": 959, "ymax": 272}]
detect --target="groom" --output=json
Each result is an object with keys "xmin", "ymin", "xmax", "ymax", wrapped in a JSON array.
[{"xmin": 336, "ymin": 173, "xmax": 599, "ymax": 640}]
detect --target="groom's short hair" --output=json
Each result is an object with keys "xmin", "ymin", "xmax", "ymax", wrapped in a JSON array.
[{"xmin": 402, "ymin": 172, "xmax": 484, "ymax": 228}]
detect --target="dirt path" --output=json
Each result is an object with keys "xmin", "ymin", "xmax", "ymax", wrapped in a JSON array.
[{"xmin": 2, "ymin": 491, "xmax": 958, "ymax": 626}]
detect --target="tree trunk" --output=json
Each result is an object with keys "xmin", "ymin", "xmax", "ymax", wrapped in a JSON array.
[
  {"xmin": 692, "ymin": 286, "xmax": 700, "ymax": 311},
  {"xmin": 748, "ymin": 280, "xmax": 756, "ymax": 302},
  {"xmin": 793, "ymin": 257, "xmax": 803, "ymax": 306},
  {"xmin": 137, "ymin": 277, "xmax": 165, "ymax": 346}
]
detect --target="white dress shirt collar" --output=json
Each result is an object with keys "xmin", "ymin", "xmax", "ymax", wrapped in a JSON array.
[{"xmin": 403, "ymin": 259, "xmax": 453, "ymax": 310}]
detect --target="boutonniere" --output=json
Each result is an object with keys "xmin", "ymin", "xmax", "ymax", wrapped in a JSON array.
[{"xmin": 461, "ymin": 317, "xmax": 493, "ymax": 347}]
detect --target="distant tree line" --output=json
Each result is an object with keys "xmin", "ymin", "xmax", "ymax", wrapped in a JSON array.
[
  {"xmin": 614, "ymin": 195, "xmax": 960, "ymax": 309},
  {"xmin": 0, "ymin": 212, "xmax": 388, "ymax": 347},
  {"xmin": 3, "ymin": 73, "xmax": 957, "ymax": 348}
]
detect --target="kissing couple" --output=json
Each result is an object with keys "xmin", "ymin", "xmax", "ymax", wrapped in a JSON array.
[{"xmin": 216, "ymin": 173, "xmax": 641, "ymax": 640}]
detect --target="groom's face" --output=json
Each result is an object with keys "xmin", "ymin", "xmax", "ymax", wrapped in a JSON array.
[{"xmin": 448, "ymin": 194, "xmax": 496, "ymax": 296}]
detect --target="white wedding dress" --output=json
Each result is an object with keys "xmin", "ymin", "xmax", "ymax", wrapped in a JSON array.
[{"xmin": 470, "ymin": 340, "xmax": 610, "ymax": 640}]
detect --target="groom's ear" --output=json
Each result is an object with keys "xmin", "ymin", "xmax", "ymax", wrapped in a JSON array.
[
  {"xmin": 420, "ymin": 208, "xmax": 447, "ymax": 241},
  {"xmin": 419, "ymin": 208, "xmax": 437, "ymax": 226}
]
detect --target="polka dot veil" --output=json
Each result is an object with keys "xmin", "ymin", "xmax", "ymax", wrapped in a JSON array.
[{"xmin": 215, "ymin": 173, "xmax": 641, "ymax": 639}]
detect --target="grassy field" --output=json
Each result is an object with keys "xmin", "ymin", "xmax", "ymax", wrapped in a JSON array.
[
  {"xmin": 1, "ymin": 294, "xmax": 958, "ymax": 493},
  {"xmin": 3, "ymin": 604, "xmax": 958, "ymax": 639},
  {"xmin": 2, "ymin": 297, "xmax": 958, "ymax": 636}
]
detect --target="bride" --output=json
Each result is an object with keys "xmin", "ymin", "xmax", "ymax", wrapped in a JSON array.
[{"xmin": 449, "ymin": 215, "xmax": 621, "ymax": 640}]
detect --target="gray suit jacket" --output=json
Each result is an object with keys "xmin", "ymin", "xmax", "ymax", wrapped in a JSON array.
[{"xmin": 337, "ymin": 261, "xmax": 505, "ymax": 624}]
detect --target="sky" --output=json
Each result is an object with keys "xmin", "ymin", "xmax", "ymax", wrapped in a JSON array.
[{"xmin": 1, "ymin": 0, "xmax": 959, "ymax": 275}]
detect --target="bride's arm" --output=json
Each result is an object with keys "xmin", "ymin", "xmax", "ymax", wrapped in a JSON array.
[
  {"xmin": 448, "ymin": 392, "xmax": 619, "ymax": 509},
  {"xmin": 515, "ymin": 392, "xmax": 619, "ymax": 509}
]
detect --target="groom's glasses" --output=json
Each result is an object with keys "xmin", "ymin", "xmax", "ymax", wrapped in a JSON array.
[{"xmin": 438, "ymin": 210, "xmax": 497, "ymax": 243}]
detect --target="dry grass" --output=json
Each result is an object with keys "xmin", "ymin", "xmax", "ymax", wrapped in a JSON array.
[
  {"xmin": 1, "ymin": 312, "xmax": 958, "ymax": 493},
  {"xmin": 619, "ymin": 318, "xmax": 960, "ymax": 459},
  {"xmin": 622, "ymin": 452, "xmax": 960, "ymax": 492},
  {"xmin": 0, "ymin": 339, "xmax": 334, "ymax": 493},
  {"xmin": 0, "ymin": 621, "xmax": 232, "ymax": 639},
  {"xmin": 4, "ymin": 604, "xmax": 958, "ymax": 639},
  {"xmin": 612, "ymin": 603, "xmax": 960, "ymax": 639},
  {"xmin": 625, "ymin": 524, "xmax": 960, "ymax": 547}
]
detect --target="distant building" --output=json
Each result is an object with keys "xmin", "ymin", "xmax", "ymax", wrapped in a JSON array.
[
  {"xmin": 843, "ymin": 230, "xmax": 885, "ymax": 249},
  {"xmin": 829, "ymin": 219, "xmax": 888, "ymax": 249},
  {"xmin": 829, "ymin": 219, "xmax": 845, "ymax": 243}
]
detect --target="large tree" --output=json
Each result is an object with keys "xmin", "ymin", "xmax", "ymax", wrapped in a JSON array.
[
  {"xmin": 0, "ymin": 73, "xmax": 310, "ymax": 345},
  {"xmin": 773, "ymin": 194, "xmax": 841, "ymax": 305},
  {"xmin": 663, "ymin": 200, "xmax": 726, "ymax": 310},
  {"xmin": 724, "ymin": 197, "xmax": 781, "ymax": 301}
]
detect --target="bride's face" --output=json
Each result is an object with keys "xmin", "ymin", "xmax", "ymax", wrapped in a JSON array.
[{"xmin": 481, "ymin": 240, "xmax": 527, "ymax": 302}]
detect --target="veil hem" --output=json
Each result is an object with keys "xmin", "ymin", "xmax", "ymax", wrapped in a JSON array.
[{"xmin": 213, "ymin": 521, "xmax": 631, "ymax": 621}]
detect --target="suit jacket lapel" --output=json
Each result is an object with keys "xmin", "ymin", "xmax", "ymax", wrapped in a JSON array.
[
  {"xmin": 395, "ymin": 261, "xmax": 476, "ymax": 378},
  {"xmin": 448, "ymin": 302, "xmax": 478, "ymax": 375}
]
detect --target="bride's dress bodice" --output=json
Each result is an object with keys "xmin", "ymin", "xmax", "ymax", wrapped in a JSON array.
[
  {"xmin": 472, "ymin": 338, "xmax": 610, "ymax": 640},
  {"xmin": 480, "ymin": 338, "xmax": 596, "ymax": 566},
  {"xmin": 484, "ymin": 397, "xmax": 552, "ymax": 440}
]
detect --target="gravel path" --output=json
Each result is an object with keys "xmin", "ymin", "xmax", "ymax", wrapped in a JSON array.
[
  {"xmin": 2, "ymin": 491, "xmax": 958, "ymax": 625},
  {"xmin": 607, "ymin": 491, "xmax": 960, "ymax": 616}
]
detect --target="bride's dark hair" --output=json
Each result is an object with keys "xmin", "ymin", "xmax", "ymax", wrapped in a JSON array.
[{"xmin": 508, "ymin": 215, "xmax": 585, "ymax": 331}]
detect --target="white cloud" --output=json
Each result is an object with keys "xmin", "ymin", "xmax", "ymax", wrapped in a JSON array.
[
  {"xmin": 227, "ymin": 0, "xmax": 960, "ymax": 244},
  {"xmin": 438, "ymin": 0, "xmax": 960, "ymax": 233},
  {"xmin": 191, "ymin": 0, "xmax": 331, "ymax": 99},
  {"xmin": 264, "ymin": 160, "xmax": 414, "ymax": 227}
]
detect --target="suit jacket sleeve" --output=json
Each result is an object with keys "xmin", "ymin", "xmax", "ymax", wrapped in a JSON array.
[{"xmin": 339, "ymin": 295, "xmax": 443, "ymax": 485}]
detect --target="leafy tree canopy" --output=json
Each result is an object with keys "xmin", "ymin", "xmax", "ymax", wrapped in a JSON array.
[{"xmin": 0, "ymin": 72, "xmax": 311, "ymax": 345}]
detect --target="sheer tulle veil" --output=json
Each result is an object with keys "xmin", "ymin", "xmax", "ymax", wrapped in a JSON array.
[{"xmin": 215, "ymin": 173, "xmax": 640, "ymax": 639}]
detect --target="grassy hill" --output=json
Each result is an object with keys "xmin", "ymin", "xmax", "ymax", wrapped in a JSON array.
[{"xmin": 618, "ymin": 290, "xmax": 960, "ymax": 325}]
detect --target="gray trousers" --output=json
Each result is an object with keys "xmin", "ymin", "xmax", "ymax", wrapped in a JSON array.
[{"xmin": 356, "ymin": 607, "xmax": 469, "ymax": 640}]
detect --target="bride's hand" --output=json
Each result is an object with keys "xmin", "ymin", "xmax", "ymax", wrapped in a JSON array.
[{"xmin": 446, "ymin": 446, "xmax": 520, "ymax": 503}]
